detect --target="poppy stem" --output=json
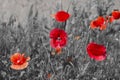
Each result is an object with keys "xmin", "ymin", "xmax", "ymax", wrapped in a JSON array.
[
  {"xmin": 41, "ymin": 38, "xmax": 55, "ymax": 74},
  {"xmin": 60, "ymin": 0, "xmax": 63, "ymax": 10},
  {"xmin": 85, "ymin": 28, "xmax": 91, "ymax": 45},
  {"xmin": 63, "ymin": 0, "xmax": 73, "ymax": 31},
  {"xmin": 62, "ymin": 21, "xmax": 67, "ymax": 30},
  {"xmin": 66, "ymin": 0, "xmax": 73, "ymax": 13},
  {"xmin": 81, "ymin": 61, "xmax": 90, "ymax": 75},
  {"xmin": 65, "ymin": 47, "xmax": 70, "ymax": 56}
]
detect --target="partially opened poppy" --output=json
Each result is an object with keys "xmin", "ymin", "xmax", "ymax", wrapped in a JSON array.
[
  {"xmin": 50, "ymin": 28, "xmax": 67, "ymax": 48},
  {"xmin": 51, "ymin": 10, "xmax": 70, "ymax": 22},
  {"xmin": 51, "ymin": 46, "xmax": 62, "ymax": 55},
  {"xmin": 86, "ymin": 42, "xmax": 106, "ymax": 61},
  {"xmin": 55, "ymin": 46, "xmax": 62, "ymax": 55},
  {"xmin": 106, "ymin": 15, "xmax": 114, "ymax": 23},
  {"xmin": 112, "ymin": 10, "xmax": 120, "ymax": 19},
  {"xmin": 10, "ymin": 53, "xmax": 30, "ymax": 70},
  {"xmin": 90, "ymin": 16, "xmax": 107, "ymax": 30},
  {"xmin": 108, "ymin": 10, "xmax": 120, "ymax": 23}
]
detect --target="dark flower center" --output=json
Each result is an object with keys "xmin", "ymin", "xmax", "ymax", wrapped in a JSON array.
[{"xmin": 57, "ymin": 37, "xmax": 61, "ymax": 41}]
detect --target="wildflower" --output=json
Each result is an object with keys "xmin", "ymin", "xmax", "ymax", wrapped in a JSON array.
[
  {"xmin": 51, "ymin": 10, "xmax": 70, "ymax": 22},
  {"xmin": 86, "ymin": 42, "xmax": 106, "ymax": 61},
  {"xmin": 111, "ymin": 10, "xmax": 120, "ymax": 19},
  {"xmin": 90, "ymin": 16, "xmax": 107, "ymax": 30},
  {"xmin": 50, "ymin": 28, "xmax": 67, "ymax": 48},
  {"xmin": 109, "ymin": 10, "xmax": 120, "ymax": 23},
  {"xmin": 10, "ymin": 53, "xmax": 30, "ymax": 70}
]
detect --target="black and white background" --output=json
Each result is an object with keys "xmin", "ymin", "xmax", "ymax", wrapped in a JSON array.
[{"xmin": 0, "ymin": 0, "xmax": 120, "ymax": 80}]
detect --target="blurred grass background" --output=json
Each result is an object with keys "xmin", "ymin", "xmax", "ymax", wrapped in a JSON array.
[{"xmin": 0, "ymin": 0, "xmax": 120, "ymax": 80}]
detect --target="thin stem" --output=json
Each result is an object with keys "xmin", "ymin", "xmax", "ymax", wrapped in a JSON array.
[
  {"xmin": 81, "ymin": 61, "xmax": 90, "ymax": 75},
  {"xmin": 41, "ymin": 37, "xmax": 55, "ymax": 74},
  {"xmin": 61, "ymin": 0, "xmax": 63, "ymax": 10}
]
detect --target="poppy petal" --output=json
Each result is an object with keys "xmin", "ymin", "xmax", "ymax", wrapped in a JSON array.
[
  {"xmin": 55, "ymin": 46, "xmax": 62, "ymax": 54},
  {"xmin": 112, "ymin": 10, "xmax": 120, "ymax": 19},
  {"xmin": 109, "ymin": 16, "xmax": 115, "ymax": 23},
  {"xmin": 88, "ymin": 50, "xmax": 106, "ymax": 61},
  {"xmin": 26, "ymin": 57, "xmax": 30, "ymax": 61},
  {"xmin": 10, "ymin": 62, "xmax": 28, "ymax": 70},
  {"xmin": 94, "ymin": 54, "xmax": 106, "ymax": 61},
  {"xmin": 59, "ymin": 38, "xmax": 67, "ymax": 47},
  {"xmin": 49, "ymin": 28, "xmax": 68, "ymax": 48},
  {"xmin": 100, "ymin": 24, "xmax": 106, "ymax": 30},
  {"xmin": 50, "ymin": 39, "xmax": 58, "ymax": 48},
  {"xmin": 87, "ymin": 42, "xmax": 106, "ymax": 61},
  {"xmin": 90, "ymin": 20, "xmax": 98, "ymax": 29},
  {"xmin": 50, "ymin": 28, "xmax": 60, "ymax": 39},
  {"xmin": 96, "ymin": 16, "xmax": 105, "ymax": 26},
  {"xmin": 55, "ymin": 11, "xmax": 70, "ymax": 22},
  {"xmin": 59, "ymin": 30, "xmax": 67, "ymax": 38},
  {"xmin": 10, "ymin": 53, "xmax": 21, "ymax": 65}
]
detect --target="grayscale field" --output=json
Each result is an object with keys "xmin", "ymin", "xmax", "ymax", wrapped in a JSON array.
[{"xmin": 0, "ymin": 0, "xmax": 120, "ymax": 80}]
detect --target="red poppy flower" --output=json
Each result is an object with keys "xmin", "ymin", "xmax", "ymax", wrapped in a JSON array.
[
  {"xmin": 49, "ymin": 28, "xmax": 67, "ymax": 48},
  {"xmin": 90, "ymin": 20, "xmax": 99, "ymax": 29},
  {"xmin": 96, "ymin": 16, "xmax": 105, "ymax": 25},
  {"xmin": 51, "ymin": 10, "xmax": 70, "ymax": 22},
  {"xmin": 112, "ymin": 10, "xmax": 120, "ymax": 19},
  {"xmin": 90, "ymin": 16, "xmax": 107, "ymax": 30},
  {"xmin": 86, "ymin": 42, "xmax": 106, "ymax": 61},
  {"xmin": 108, "ymin": 10, "xmax": 120, "ymax": 23},
  {"xmin": 10, "ymin": 53, "xmax": 30, "ymax": 70}
]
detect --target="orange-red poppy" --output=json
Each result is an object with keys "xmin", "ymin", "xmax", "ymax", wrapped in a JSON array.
[
  {"xmin": 90, "ymin": 16, "xmax": 107, "ymax": 30},
  {"xmin": 90, "ymin": 20, "xmax": 99, "ymax": 29},
  {"xmin": 10, "ymin": 53, "xmax": 30, "ymax": 70},
  {"xmin": 112, "ymin": 10, "xmax": 120, "ymax": 19},
  {"xmin": 108, "ymin": 10, "xmax": 120, "ymax": 23}
]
